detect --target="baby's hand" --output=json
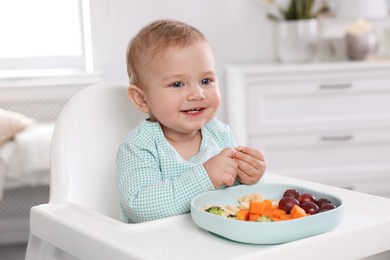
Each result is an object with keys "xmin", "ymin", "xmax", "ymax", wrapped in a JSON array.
[
  {"xmin": 234, "ymin": 146, "xmax": 266, "ymax": 185},
  {"xmin": 203, "ymin": 148, "xmax": 238, "ymax": 188}
]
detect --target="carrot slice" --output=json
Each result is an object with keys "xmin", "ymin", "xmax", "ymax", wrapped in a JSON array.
[
  {"xmin": 236, "ymin": 209, "xmax": 250, "ymax": 221},
  {"xmin": 291, "ymin": 205, "xmax": 307, "ymax": 219},
  {"xmin": 249, "ymin": 201, "xmax": 264, "ymax": 214},
  {"xmin": 279, "ymin": 214, "xmax": 293, "ymax": 220},
  {"xmin": 263, "ymin": 209, "xmax": 274, "ymax": 218},
  {"xmin": 263, "ymin": 199, "xmax": 273, "ymax": 210},
  {"xmin": 249, "ymin": 213, "xmax": 261, "ymax": 222},
  {"xmin": 272, "ymin": 208, "xmax": 287, "ymax": 218}
]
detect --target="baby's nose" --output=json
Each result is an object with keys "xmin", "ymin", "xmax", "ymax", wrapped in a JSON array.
[{"xmin": 187, "ymin": 84, "xmax": 205, "ymax": 100}]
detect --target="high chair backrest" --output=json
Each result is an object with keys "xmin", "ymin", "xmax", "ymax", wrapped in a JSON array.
[{"xmin": 49, "ymin": 83, "xmax": 145, "ymax": 218}]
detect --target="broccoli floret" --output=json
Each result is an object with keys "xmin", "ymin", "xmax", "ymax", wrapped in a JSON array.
[
  {"xmin": 205, "ymin": 206, "xmax": 225, "ymax": 216},
  {"xmin": 256, "ymin": 215, "xmax": 274, "ymax": 222}
]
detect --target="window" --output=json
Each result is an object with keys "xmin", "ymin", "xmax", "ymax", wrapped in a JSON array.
[{"xmin": 0, "ymin": 0, "xmax": 93, "ymax": 76}]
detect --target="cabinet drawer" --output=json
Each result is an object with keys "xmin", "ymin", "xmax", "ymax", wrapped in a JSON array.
[
  {"xmin": 252, "ymin": 129, "xmax": 390, "ymax": 183},
  {"xmin": 247, "ymin": 78, "xmax": 390, "ymax": 135}
]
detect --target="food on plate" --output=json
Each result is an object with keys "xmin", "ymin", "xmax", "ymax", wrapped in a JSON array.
[
  {"xmin": 291, "ymin": 204, "xmax": 307, "ymax": 219},
  {"xmin": 282, "ymin": 188, "xmax": 299, "ymax": 199},
  {"xmin": 238, "ymin": 192, "xmax": 264, "ymax": 203},
  {"xmin": 203, "ymin": 188, "xmax": 337, "ymax": 222},
  {"xmin": 256, "ymin": 215, "xmax": 273, "ymax": 222},
  {"xmin": 316, "ymin": 198, "xmax": 332, "ymax": 208},
  {"xmin": 205, "ymin": 206, "xmax": 225, "ymax": 216},
  {"xmin": 298, "ymin": 193, "xmax": 316, "ymax": 205},
  {"xmin": 319, "ymin": 203, "xmax": 336, "ymax": 212},
  {"xmin": 278, "ymin": 196, "xmax": 300, "ymax": 214},
  {"xmin": 301, "ymin": 202, "xmax": 320, "ymax": 215}
]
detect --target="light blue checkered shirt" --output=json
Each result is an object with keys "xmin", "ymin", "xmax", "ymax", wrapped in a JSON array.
[{"xmin": 116, "ymin": 118, "xmax": 237, "ymax": 223}]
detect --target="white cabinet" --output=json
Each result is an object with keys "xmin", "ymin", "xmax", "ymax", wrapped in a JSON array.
[{"xmin": 225, "ymin": 62, "xmax": 390, "ymax": 198}]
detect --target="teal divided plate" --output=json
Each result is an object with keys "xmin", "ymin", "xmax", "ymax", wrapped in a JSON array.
[{"xmin": 190, "ymin": 183, "xmax": 344, "ymax": 244}]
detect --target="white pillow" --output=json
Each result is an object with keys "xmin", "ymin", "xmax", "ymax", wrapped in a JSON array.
[{"xmin": 0, "ymin": 109, "xmax": 35, "ymax": 144}]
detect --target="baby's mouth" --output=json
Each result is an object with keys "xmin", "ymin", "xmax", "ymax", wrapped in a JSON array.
[{"xmin": 182, "ymin": 107, "xmax": 204, "ymax": 114}]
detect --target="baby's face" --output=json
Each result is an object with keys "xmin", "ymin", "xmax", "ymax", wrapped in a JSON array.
[{"xmin": 141, "ymin": 41, "xmax": 221, "ymax": 138}]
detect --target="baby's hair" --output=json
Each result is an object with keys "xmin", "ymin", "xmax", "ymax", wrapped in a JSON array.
[{"xmin": 126, "ymin": 19, "xmax": 206, "ymax": 86}]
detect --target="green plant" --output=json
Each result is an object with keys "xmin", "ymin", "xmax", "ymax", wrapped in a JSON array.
[{"xmin": 264, "ymin": 0, "xmax": 330, "ymax": 21}]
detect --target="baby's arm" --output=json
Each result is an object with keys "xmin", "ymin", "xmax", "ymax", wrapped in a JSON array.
[
  {"xmin": 203, "ymin": 147, "xmax": 238, "ymax": 188},
  {"xmin": 117, "ymin": 144, "xmax": 215, "ymax": 223},
  {"xmin": 234, "ymin": 146, "xmax": 266, "ymax": 184}
]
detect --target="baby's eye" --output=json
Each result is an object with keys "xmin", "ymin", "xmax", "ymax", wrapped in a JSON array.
[
  {"xmin": 171, "ymin": 81, "xmax": 184, "ymax": 88},
  {"xmin": 201, "ymin": 78, "xmax": 212, "ymax": 85}
]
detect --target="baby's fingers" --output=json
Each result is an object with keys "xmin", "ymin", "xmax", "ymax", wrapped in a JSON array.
[
  {"xmin": 237, "ymin": 168, "xmax": 259, "ymax": 185},
  {"xmin": 235, "ymin": 151, "xmax": 264, "ymax": 170},
  {"xmin": 236, "ymin": 158, "xmax": 258, "ymax": 177},
  {"xmin": 235, "ymin": 155, "xmax": 266, "ymax": 185},
  {"xmin": 222, "ymin": 174, "xmax": 235, "ymax": 187},
  {"xmin": 237, "ymin": 147, "xmax": 265, "ymax": 161}
]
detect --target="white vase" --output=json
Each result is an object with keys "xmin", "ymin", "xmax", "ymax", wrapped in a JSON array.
[
  {"xmin": 346, "ymin": 30, "xmax": 379, "ymax": 60},
  {"xmin": 275, "ymin": 19, "xmax": 319, "ymax": 63}
]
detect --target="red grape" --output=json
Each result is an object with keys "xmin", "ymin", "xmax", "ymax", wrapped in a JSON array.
[
  {"xmin": 298, "ymin": 193, "xmax": 316, "ymax": 205},
  {"xmin": 283, "ymin": 188, "xmax": 300, "ymax": 199},
  {"xmin": 283, "ymin": 189, "xmax": 299, "ymax": 199},
  {"xmin": 301, "ymin": 202, "xmax": 320, "ymax": 215},
  {"xmin": 319, "ymin": 203, "xmax": 336, "ymax": 212},
  {"xmin": 316, "ymin": 198, "xmax": 332, "ymax": 208},
  {"xmin": 278, "ymin": 197, "xmax": 300, "ymax": 214}
]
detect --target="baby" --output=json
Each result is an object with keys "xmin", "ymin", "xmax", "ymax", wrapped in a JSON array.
[{"xmin": 116, "ymin": 19, "xmax": 266, "ymax": 223}]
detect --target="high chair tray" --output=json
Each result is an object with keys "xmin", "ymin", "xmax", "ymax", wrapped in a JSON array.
[{"xmin": 27, "ymin": 174, "xmax": 390, "ymax": 260}]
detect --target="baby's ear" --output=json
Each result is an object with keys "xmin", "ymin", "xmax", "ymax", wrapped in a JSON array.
[{"xmin": 127, "ymin": 85, "xmax": 149, "ymax": 113}]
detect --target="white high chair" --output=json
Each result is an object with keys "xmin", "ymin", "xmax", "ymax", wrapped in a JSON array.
[{"xmin": 25, "ymin": 82, "xmax": 147, "ymax": 260}]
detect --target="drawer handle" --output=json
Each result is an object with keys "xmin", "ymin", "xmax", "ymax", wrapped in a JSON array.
[
  {"xmin": 319, "ymin": 83, "xmax": 352, "ymax": 90},
  {"xmin": 320, "ymin": 135, "xmax": 353, "ymax": 142}
]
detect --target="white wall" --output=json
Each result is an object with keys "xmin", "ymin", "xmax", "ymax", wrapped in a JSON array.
[{"xmin": 89, "ymin": 0, "xmax": 276, "ymax": 120}]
